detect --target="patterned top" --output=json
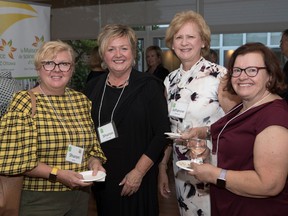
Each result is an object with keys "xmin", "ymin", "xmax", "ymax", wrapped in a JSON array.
[
  {"xmin": 0, "ymin": 88, "xmax": 106, "ymax": 191},
  {"xmin": 0, "ymin": 71, "xmax": 21, "ymax": 117},
  {"xmin": 164, "ymin": 57, "xmax": 226, "ymax": 134},
  {"xmin": 164, "ymin": 57, "xmax": 227, "ymax": 215}
]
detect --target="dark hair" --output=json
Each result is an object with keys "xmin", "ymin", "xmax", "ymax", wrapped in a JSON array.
[
  {"xmin": 89, "ymin": 46, "xmax": 102, "ymax": 70},
  {"xmin": 226, "ymin": 42, "xmax": 286, "ymax": 95},
  {"xmin": 282, "ymin": 29, "xmax": 288, "ymax": 37},
  {"xmin": 204, "ymin": 49, "xmax": 218, "ymax": 63}
]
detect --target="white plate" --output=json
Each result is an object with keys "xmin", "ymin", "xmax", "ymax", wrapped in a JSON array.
[
  {"xmin": 176, "ymin": 160, "xmax": 193, "ymax": 171},
  {"xmin": 164, "ymin": 132, "xmax": 181, "ymax": 139},
  {"xmin": 79, "ymin": 170, "xmax": 106, "ymax": 182}
]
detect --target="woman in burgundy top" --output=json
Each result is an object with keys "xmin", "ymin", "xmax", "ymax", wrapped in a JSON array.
[{"xmin": 182, "ymin": 42, "xmax": 288, "ymax": 215}]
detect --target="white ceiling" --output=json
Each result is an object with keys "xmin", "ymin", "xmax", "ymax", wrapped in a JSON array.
[
  {"xmin": 50, "ymin": 0, "xmax": 288, "ymax": 40},
  {"xmin": 22, "ymin": 0, "xmax": 155, "ymax": 8}
]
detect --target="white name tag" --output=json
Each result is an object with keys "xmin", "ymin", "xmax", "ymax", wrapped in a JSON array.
[
  {"xmin": 65, "ymin": 144, "xmax": 84, "ymax": 164},
  {"xmin": 97, "ymin": 122, "xmax": 118, "ymax": 143},
  {"xmin": 169, "ymin": 101, "xmax": 189, "ymax": 119}
]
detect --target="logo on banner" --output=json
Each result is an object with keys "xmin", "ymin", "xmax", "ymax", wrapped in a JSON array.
[
  {"xmin": 0, "ymin": 0, "xmax": 50, "ymax": 80},
  {"xmin": 0, "ymin": 39, "xmax": 17, "ymax": 59},
  {"xmin": 32, "ymin": 36, "xmax": 45, "ymax": 48}
]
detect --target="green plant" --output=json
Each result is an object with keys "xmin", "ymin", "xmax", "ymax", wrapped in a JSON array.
[{"xmin": 65, "ymin": 39, "xmax": 97, "ymax": 92}]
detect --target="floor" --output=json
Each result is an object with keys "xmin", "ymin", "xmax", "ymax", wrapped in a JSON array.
[{"xmin": 88, "ymin": 165, "xmax": 180, "ymax": 216}]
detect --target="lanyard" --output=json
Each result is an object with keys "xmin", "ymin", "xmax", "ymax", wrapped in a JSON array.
[
  {"xmin": 39, "ymin": 86, "xmax": 86, "ymax": 149},
  {"xmin": 98, "ymin": 76, "xmax": 127, "ymax": 127},
  {"xmin": 214, "ymin": 93, "xmax": 272, "ymax": 155}
]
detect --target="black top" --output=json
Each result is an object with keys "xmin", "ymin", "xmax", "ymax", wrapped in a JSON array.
[
  {"xmin": 86, "ymin": 70, "xmax": 107, "ymax": 83},
  {"xmin": 145, "ymin": 64, "xmax": 170, "ymax": 81},
  {"xmin": 84, "ymin": 69, "xmax": 170, "ymax": 216},
  {"xmin": 281, "ymin": 61, "xmax": 288, "ymax": 101}
]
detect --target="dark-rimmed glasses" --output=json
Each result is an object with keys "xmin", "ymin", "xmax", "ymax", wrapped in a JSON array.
[
  {"xmin": 41, "ymin": 61, "xmax": 72, "ymax": 72},
  {"xmin": 230, "ymin": 66, "xmax": 267, "ymax": 77}
]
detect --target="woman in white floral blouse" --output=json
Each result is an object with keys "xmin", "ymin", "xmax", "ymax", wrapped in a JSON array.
[{"xmin": 158, "ymin": 11, "xmax": 240, "ymax": 216}]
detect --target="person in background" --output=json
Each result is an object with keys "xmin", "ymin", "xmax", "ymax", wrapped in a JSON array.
[
  {"xmin": 0, "ymin": 40, "xmax": 106, "ymax": 216},
  {"xmin": 84, "ymin": 24, "xmax": 170, "ymax": 216},
  {"xmin": 204, "ymin": 49, "xmax": 218, "ymax": 64},
  {"xmin": 183, "ymin": 42, "xmax": 288, "ymax": 215},
  {"xmin": 0, "ymin": 71, "xmax": 22, "ymax": 117},
  {"xmin": 145, "ymin": 45, "xmax": 170, "ymax": 81},
  {"xmin": 158, "ymin": 10, "xmax": 240, "ymax": 216},
  {"xmin": 86, "ymin": 46, "xmax": 107, "ymax": 83},
  {"xmin": 280, "ymin": 29, "xmax": 288, "ymax": 100}
]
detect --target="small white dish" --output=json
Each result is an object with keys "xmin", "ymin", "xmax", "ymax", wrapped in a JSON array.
[
  {"xmin": 176, "ymin": 160, "xmax": 193, "ymax": 171},
  {"xmin": 164, "ymin": 132, "xmax": 181, "ymax": 139},
  {"xmin": 79, "ymin": 170, "xmax": 106, "ymax": 182}
]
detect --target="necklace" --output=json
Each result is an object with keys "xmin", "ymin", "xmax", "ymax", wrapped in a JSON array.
[
  {"xmin": 39, "ymin": 85, "xmax": 86, "ymax": 148},
  {"xmin": 213, "ymin": 92, "xmax": 272, "ymax": 159},
  {"xmin": 98, "ymin": 75, "xmax": 127, "ymax": 127},
  {"xmin": 106, "ymin": 74, "xmax": 129, "ymax": 88}
]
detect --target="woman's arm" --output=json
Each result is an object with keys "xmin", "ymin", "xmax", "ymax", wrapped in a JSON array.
[
  {"xmin": 25, "ymin": 162, "xmax": 92, "ymax": 189},
  {"xmin": 119, "ymin": 154, "xmax": 154, "ymax": 196},
  {"xmin": 190, "ymin": 125, "xmax": 288, "ymax": 198},
  {"xmin": 218, "ymin": 76, "xmax": 241, "ymax": 113},
  {"xmin": 226, "ymin": 125, "xmax": 288, "ymax": 197},
  {"xmin": 158, "ymin": 145, "xmax": 172, "ymax": 198}
]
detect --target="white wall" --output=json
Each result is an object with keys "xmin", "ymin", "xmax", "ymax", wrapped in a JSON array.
[{"xmin": 51, "ymin": 0, "xmax": 288, "ymax": 40}]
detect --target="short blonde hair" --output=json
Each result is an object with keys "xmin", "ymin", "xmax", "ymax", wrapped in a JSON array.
[
  {"xmin": 97, "ymin": 24, "xmax": 137, "ymax": 69},
  {"xmin": 165, "ymin": 10, "xmax": 211, "ymax": 57},
  {"xmin": 34, "ymin": 40, "xmax": 75, "ymax": 70}
]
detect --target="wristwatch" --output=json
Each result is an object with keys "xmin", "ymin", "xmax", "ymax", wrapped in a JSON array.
[
  {"xmin": 216, "ymin": 169, "xmax": 227, "ymax": 188},
  {"xmin": 49, "ymin": 167, "xmax": 58, "ymax": 182}
]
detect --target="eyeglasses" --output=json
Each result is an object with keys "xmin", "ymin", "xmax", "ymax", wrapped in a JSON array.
[
  {"xmin": 41, "ymin": 61, "xmax": 72, "ymax": 72},
  {"xmin": 230, "ymin": 66, "xmax": 267, "ymax": 77}
]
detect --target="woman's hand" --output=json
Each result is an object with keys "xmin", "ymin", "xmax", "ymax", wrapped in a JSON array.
[
  {"xmin": 88, "ymin": 157, "xmax": 106, "ymax": 176},
  {"xmin": 119, "ymin": 168, "xmax": 144, "ymax": 196},
  {"xmin": 187, "ymin": 162, "xmax": 219, "ymax": 184},
  {"xmin": 181, "ymin": 126, "xmax": 208, "ymax": 140},
  {"xmin": 56, "ymin": 169, "xmax": 93, "ymax": 189},
  {"xmin": 158, "ymin": 164, "xmax": 171, "ymax": 198}
]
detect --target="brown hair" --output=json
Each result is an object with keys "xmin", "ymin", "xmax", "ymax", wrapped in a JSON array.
[
  {"xmin": 89, "ymin": 46, "xmax": 102, "ymax": 70},
  {"xmin": 226, "ymin": 42, "xmax": 286, "ymax": 95}
]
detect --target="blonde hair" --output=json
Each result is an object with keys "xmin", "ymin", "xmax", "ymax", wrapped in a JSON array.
[
  {"xmin": 165, "ymin": 10, "xmax": 211, "ymax": 57},
  {"xmin": 97, "ymin": 24, "xmax": 137, "ymax": 69},
  {"xmin": 34, "ymin": 40, "xmax": 75, "ymax": 70}
]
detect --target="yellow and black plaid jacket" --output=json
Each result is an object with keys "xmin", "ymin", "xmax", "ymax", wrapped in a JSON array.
[{"xmin": 0, "ymin": 88, "xmax": 106, "ymax": 191}]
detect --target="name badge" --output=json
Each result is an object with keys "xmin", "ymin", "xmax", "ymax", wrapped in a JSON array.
[
  {"xmin": 65, "ymin": 144, "xmax": 84, "ymax": 164},
  {"xmin": 169, "ymin": 101, "xmax": 189, "ymax": 119},
  {"xmin": 97, "ymin": 122, "xmax": 118, "ymax": 143}
]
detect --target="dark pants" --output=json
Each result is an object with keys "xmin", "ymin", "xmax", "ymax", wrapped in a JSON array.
[{"xmin": 19, "ymin": 189, "xmax": 90, "ymax": 216}]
